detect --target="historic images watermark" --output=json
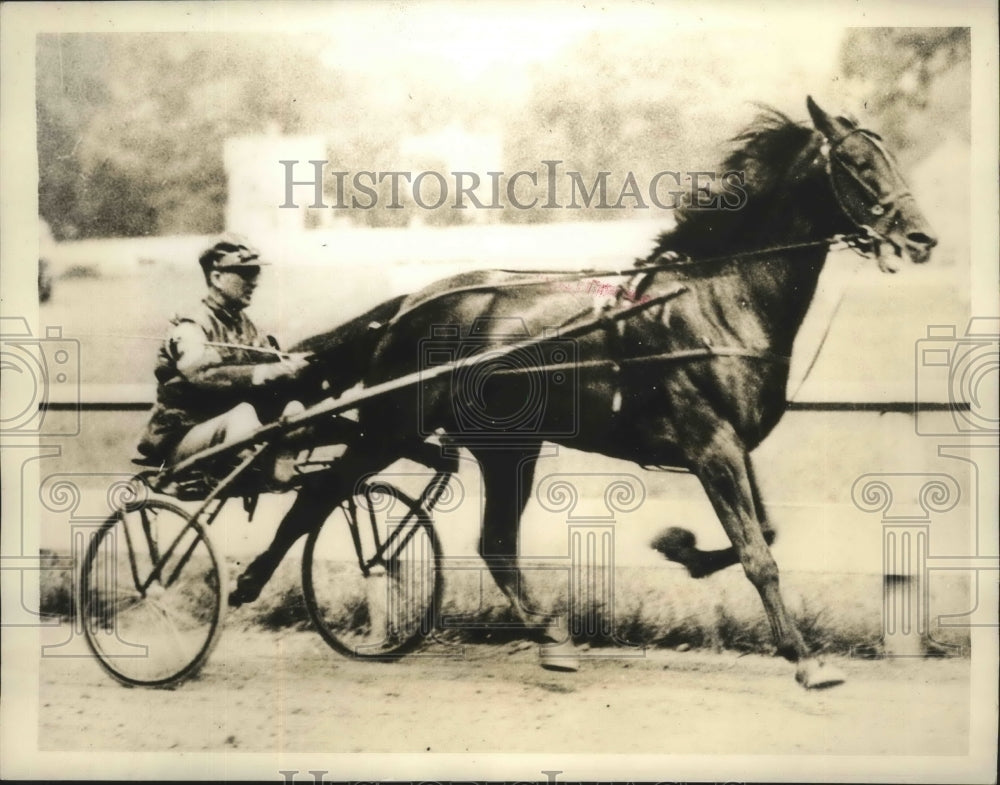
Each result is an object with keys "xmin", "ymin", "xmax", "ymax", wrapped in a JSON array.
[
  {"xmin": 45, "ymin": 466, "xmax": 648, "ymax": 666},
  {"xmin": 0, "ymin": 317, "xmax": 80, "ymax": 436},
  {"xmin": 914, "ymin": 318, "xmax": 999, "ymax": 436},
  {"xmin": 278, "ymin": 160, "xmax": 748, "ymax": 213},
  {"xmin": 849, "ymin": 317, "xmax": 999, "ymax": 658},
  {"xmin": 417, "ymin": 320, "xmax": 581, "ymax": 443},
  {"xmin": 1, "ymin": 318, "xmax": 81, "ymax": 635},
  {"xmin": 276, "ymin": 772, "xmax": 743, "ymax": 784}
]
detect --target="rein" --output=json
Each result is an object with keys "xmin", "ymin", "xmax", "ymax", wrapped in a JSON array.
[
  {"xmin": 375, "ymin": 126, "xmax": 901, "ymax": 400},
  {"xmin": 386, "ymin": 232, "xmax": 875, "ymax": 328},
  {"xmin": 495, "ymin": 232, "xmax": 874, "ymax": 279},
  {"xmin": 163, "ymin": 236, "xmax": 878, "ymax": 477},
  {"xmin": 379, "ymin": 129, "xmax": 901, "ymax": 386},
  {"xmin": 385, "ymin": 129, "xmax": 895, "ymax": 326},
  {"xmin": 164, "ymin": 285, "xmax": 692, "ymax": 476},
  {"xmin": 374, "ymin": 230, "xmax": 883, "ymax": 405},
  {"xmin": 77, "ymin": 334, "xmax": 302, "ymax": 359}
]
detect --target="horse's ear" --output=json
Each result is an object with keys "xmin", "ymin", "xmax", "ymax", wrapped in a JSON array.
[
  {"xmin": 806, "ymin": 95, "xmax": 838, "ymax": 139},
  {"xmin": 839, "ymin": 111, "xmax": 860, "ymax": 128}
]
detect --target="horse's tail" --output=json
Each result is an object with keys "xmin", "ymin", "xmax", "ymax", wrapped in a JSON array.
[{"xmin": 292, "ymin": 294, "xmax": 408, "ymax": 398}]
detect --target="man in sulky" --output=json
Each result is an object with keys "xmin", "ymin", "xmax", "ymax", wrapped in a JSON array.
[{"xmin": 137, "ymin": 233, "xmax": 309, "ymax": 476}]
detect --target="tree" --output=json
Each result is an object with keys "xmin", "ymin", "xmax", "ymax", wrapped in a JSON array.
[
  {"xmin": 839, "ymin": 28, "xmax": 970, "ymax": 165},
  {"xmin": 36, "ymin": 34, "xmax": 338, "ymax": 238}
]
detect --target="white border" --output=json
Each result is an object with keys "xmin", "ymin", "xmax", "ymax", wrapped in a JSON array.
[{"xmin": 2, "ymin": 1, "xmax": 997, "ymax": 781}]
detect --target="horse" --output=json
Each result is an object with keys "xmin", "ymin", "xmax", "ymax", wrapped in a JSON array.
[{"xmin": 231, "ymin": 96, "xmax": 937, "ymax": 688}]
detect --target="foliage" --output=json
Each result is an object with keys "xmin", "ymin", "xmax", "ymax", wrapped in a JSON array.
[
  {"xmin": 37, "ymin": 34, "xmax": 335, "ymax": 240},
  {"xmin": 38, "ymin": 554, "xmax": 971, "ymax": 655},
  {"xmin": 36, "ymin": 29, "xmax": 970, "ymax": 239},
  {"xmin": 839, "ymin": 28, "xmax": 970, "ymax": 165}
]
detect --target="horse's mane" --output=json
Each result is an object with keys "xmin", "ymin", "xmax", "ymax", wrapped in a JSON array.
[{"xmin": 646, "ymin": 106, "xmax": 821, "ymax": 260}]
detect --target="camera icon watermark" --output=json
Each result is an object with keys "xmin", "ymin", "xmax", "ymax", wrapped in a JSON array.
[
  {"xmin": 304, "ymin": 469, "xmax": 467, "ymax": 660},
  {"xmin": 34, "ymin": 472, "xmax": 152, "ymax": 656},
  {"xmin": 0, "ymin": 317, "xmax": 80, "ymax": 435},
  {"xmin": 417, "ymin": 317, "xmax": 579, "ymax": 445},
  {"xmin": 914, "ymin": 317, "xmax": 999, "ymax": 436},
  {"xmin": 438, "ymin": 472, "xmax": 647, "ymax": 661},
  {"xmin": 850, "ymin": 471, "xmax": 997, "ymax": 658}
]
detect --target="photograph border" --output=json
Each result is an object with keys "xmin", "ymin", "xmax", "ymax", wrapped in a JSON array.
[{"xmin": 2, "ymin": 1, "xmax": 997, "ymax": 781}]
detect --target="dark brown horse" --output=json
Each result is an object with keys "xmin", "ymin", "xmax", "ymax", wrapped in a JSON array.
[{"xmin": 232, "ymin": 97, "xmax": 936, "ymax": 688}]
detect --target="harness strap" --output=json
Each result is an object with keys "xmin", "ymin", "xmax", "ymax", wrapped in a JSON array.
[{"xmin": 597, "ymin": 307, "xmax": 626, "ymax": 414}]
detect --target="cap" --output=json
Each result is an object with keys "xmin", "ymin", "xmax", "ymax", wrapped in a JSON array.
[{"xmin": 198, "ymin": 233, "xmax": 269, "ymax": 273}]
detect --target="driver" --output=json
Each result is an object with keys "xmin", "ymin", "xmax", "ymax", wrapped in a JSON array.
[{"xmin": 137, "ymin": 233, "xmax": 309, "ymax": 471}]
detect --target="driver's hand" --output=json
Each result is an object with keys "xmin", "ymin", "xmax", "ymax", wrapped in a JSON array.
[
  {"xmin": 252, "ymin": 354, "xmax": 310, "ymax": 385},
  {"xmin": 280, "ymin": 353, "xmax": 311, "ymax": 372}
]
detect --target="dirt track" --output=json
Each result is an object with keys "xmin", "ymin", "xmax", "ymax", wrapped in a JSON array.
[{"xmin": 40, "ymin": 627, "xmax": 969, "ymax": 755}]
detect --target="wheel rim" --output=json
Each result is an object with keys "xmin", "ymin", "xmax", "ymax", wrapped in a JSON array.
[
  {"xmin": 303, "ymin": 484, "xmax": 441, "ymax": 659},
  {"xmin": 79, "ymin": 500, "xmax": 225, "ymax": 687}
]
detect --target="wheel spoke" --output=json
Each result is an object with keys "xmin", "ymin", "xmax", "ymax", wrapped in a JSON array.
[
  {"xmin": 146, "ymin": 601, "xmax": 196, "ymax": 664},
  {"xmin": 111, "ymin": 593, "xmax": 146, "ymax": 616},
  {"xmin": 303, "ymin": 481, "xmax": 443, "ymax": 660},
  {"xmin": 80, "ymin": 499, "xmax": 225, "ymax": 688}
]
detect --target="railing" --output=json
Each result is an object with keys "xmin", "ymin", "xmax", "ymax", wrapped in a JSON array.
[{"xmin": 41, "ymin": 384, "xmax": 968, "ymax": 414}]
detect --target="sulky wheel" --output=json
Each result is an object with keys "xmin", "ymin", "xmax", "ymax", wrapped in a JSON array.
[
  {"xmin": 302, "ymin": 480, "xmax": 443, "ymax": 660},
  {"xmin": 78, "ymin": 499, "xmax": 226, "ymax": 688}
]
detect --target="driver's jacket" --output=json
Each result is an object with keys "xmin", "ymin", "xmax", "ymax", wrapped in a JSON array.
[{"xmin": 137, "ymin": 294, "xmax": 278, "ymax": 461}]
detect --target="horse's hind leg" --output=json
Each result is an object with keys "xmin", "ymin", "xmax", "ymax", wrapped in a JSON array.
[
  {"xmin": 229, "ymin": 483, "xmax": 341, "ymax": 607},
  {"xmin": 652, "ymin": 454, "xmax": 775, "ymax": 577},
  {"xmin": 688, "ymin": 426, "xmax": 844, "ymax": 688},
  {"xmin": 229, "ymin": 447, "xmax": 381, "ymax": 607},
  {"xmin": 474, "ymin": 445, "xmax": 578, "ymax": 671}
]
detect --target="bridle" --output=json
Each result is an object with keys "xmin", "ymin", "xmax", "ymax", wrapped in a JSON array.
[
  {"xmin": 628, "ymin": 124, "xmax": 913, "ymax": 273},
  {"xmin": 820, "ymin": 126, "xmax": 915, "ymax": 249}
]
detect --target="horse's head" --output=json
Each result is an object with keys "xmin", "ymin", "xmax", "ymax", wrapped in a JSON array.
[{"xmin": 807, "ymin": 96, "xmax": 937, "ymax": 273}]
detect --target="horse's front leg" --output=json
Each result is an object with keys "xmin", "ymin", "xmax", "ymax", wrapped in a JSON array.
[
  {"xmin": 688, "ymin": 426, "xmax": 844, "ymax": 689},
  {"xmin": 652, "ymin": 454, "xmax": 775, "ymax": 577},
  {"xmin": 473, "ymin": 445, "xmax": 578, "ymax": 672}
]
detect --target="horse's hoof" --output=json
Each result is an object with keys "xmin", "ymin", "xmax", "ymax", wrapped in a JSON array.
[
  {"xmin": 228, "ymin": 573, "xmax": 264, "ymax": 608},
  {"xmin": 540, "ymin": 638, "xmax": 579, "ymax": 672},
  {"xmin": 795, "ymin": 658, "xmax": 846, "ymax": 690},
  {"xmin": 651, "ymin": 528, "xmax": 713, "ymax": 578},
  {"xmin": 651, "ymin": 527, "xmax": 696, "ymax": 560}
]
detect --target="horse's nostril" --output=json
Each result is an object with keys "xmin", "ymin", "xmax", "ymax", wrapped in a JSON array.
[{"xmin": 907, "ymin": 232, "xmax": 937, "ymax": 248}]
